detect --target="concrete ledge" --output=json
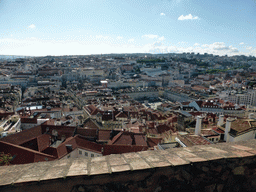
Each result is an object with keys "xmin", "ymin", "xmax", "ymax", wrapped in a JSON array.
[{"xmin": 1, "ymin": 140, "xmax": 256, "ymax": 191}]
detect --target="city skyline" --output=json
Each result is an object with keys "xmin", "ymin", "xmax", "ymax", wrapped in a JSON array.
[{"xmin": 1, "ymin": 0, "xmax": 256, "ymax": 56}]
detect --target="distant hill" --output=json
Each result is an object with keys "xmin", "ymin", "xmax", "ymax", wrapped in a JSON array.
[{"xmin": 0, "ymin": 55, "xmax": 33, "ymax": 60}]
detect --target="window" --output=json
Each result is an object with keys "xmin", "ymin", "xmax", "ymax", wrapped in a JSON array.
[
  {"xmin": 85, "ymin": 152, "xmax": 88, "ymax": 156},
  {"xmin": 91, "ymin": 154, "xmax": 94, "ymax": 157},
  {"xmin": 79, "ymin": 150, "xmax": 82, "ymax": 155}
]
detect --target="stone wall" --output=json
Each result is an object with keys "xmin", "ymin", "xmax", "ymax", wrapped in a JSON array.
[{"xmin": 1, "ymin": 140, "xmax": 256, "ymax": 192}]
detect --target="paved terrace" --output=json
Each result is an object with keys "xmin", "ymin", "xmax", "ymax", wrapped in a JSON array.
[{"xmin": 1, "ymin": 140, "xmax": 256, "ymax": 191}]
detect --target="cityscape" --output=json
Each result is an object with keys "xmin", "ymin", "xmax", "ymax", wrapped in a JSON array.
[{"xmin": 1, "ymin": 0, "xmax": 256, "ymax": 191}]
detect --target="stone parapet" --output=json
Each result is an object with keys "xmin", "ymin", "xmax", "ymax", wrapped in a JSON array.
[{"xmin": 1, "ymin": 140, "xmax": 256, "ymax": 191}]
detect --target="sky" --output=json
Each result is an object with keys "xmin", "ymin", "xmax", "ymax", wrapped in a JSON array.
[{"xmin": 0, "ymin": 0, "xmax": 256, "ymax": 56}]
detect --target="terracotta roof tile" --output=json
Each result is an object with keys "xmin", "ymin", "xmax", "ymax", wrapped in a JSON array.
[
  {"xmin": 76, "ymin": 128, "xmax": 97, "ymax": 138},
  {"xmin": 177, "ymin": 134, "xmax": 211, "ymax": 147},
  {"xmin": 0, "ymin": 125, "xmax": 42, "ymax": 145},
  {"xmin": 37, "ymin": 134, "xmax": 51, "ymax": 152},
  {"xmin": 108, "ymin": 132, "xmax": 147, "ymax": 146},
  {"xmin": 147, "ymin": 137, "xmax": 162, "ymax": 147},
  {"xmin": 115, "ymin": 111, "xmax": 128, "ymax": 119},
  {"xmin": 212, "ymin": 127, "xmax": 225, "ymax": 134},
  {"xmin": 103, "ymin": 145, "xmax": 148, "ymax": 156},
  {"xmin": 98, "ymin": 130, "xmax": 111, "ymax": 142},
  {"xmin": 75, "ymin": 136, "xmax": 102, "ymax": 153},
  {"xmin": 83, "ymin": 118, "xmax": 100, "ymax": 129},
  {"xmin": 201, "ymin": 129, "xmax": 219, "ymax": 137},
  {"xmin": 0, "ymin": 141, "xmax": 56, "ymax": 165},
  {"xmin": 134, "ymin": 134, "xmax": 147, "ymax": 146},
  {"xmin": 156, "ymin": 124, "xmax": 172, "ymax": 134}
]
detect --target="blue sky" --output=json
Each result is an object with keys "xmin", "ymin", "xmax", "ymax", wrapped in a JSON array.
[{"xmin": 0, "ymin": 0, "xmax": 256, "ymax": 56}]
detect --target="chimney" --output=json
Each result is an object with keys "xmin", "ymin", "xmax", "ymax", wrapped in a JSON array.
[
  {"xmin": 217, "ymin": 115, "xmax": 224, "ymax": 127},
  {"xmin": 224, "ymin": 118, "xmax": 233, "ymax": 142},
  {"xmin": 195, "ymin": 116, "xmax": 203, "ymax": 135}
]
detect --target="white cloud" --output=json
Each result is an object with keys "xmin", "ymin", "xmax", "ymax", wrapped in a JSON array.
[
  {"xmin": 142, "ymin": 34, "xmax": 159, "ymax": 39},
  {"xmin": 178, "ymin": 14, "xmax": 199, "ymax": 20},
  {"xmin": 95, "ymin": 35, "xmax": 110, "ymax": 40},
  {"xmin": 240, "ymin": 42, "xmax": 244, "ymax": 45},
  {"xmin": 117, "ymin": 36, "xmax": 123, "ymax": 40},
  {"xmin": 202, "ymin": 44, "xmax": 209, "ymax": 48},
  {"xmin": 178, "ymin": 41, "xmax": 188, "ymax": 45},
  {"xmin": 28, "ymin": 24, "xmax": 36, "ymax": 29},
  {"xmin": 153, "ymin": 42, "xmax": 162, "ymax": 46},
  {"xmin": 0, "ymin": 37, "xmax": 144, "ymax": 56},
  {"xmin": 1, "ymin": 37, "xmax": 255, "ymax": 57},
  {"xmin": 160, "ymin": 13, "xmax": 165, "ymax": 16},
  {"xmin": 143, "ymin": 41, "xmax": 244, "ymax": 56},
  {"xmin": 158, "ymin": 36, "xmax": 165, "ymax": 41},
  {"xmin": 211, "ymin": 42, "xmax": 229, "ymax": 50}
]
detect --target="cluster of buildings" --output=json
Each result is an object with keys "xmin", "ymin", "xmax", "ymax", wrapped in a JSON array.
[{"xmin": 1, "ymin": 52, "xmax": 256, "ymax": 165}]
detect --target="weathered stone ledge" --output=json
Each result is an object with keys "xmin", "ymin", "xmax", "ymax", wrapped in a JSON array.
[{"xmin": 1, "ymin": 140, "xmax": 256, "ymax": 192}]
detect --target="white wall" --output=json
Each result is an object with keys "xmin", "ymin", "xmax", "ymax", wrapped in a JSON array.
[
  {"xmin": 63, "ymin": 148, "xmax": 102, "ymax": 159},
  {"xmin": 229, "ymin": 130, "xmax": 256, "ymax": 142}
]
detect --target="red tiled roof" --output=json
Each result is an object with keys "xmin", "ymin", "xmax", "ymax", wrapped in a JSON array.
[
  {"xmin": 147, "ymin": 128, "xmax": 158, "ymax": 135},
  {"xmin": 76, "ymin": 128, "xmax": 97, "ymax": 138},
  {"xmin": 147, "ymin": 137, "xmax": 162, "ymax": 147},
  {"xmin": 83, "ymin": 118, "xmax": 100, "ymax": 129},
  {"xmin": 134, "ymin": 134, "xmax": 147, "ymax": 146},
  {"xmin": 32, "ymin": 107, "xmax": 62, "ymax": 113},
  {"xmin": 156, "ymin": 124, "xmax": 172, "ymax": 134},
  {"xmin": 20, "ymin": 117, "xmax": 37, "ymax": 124},
  {"xmin": 177, "ymin": 134, "xmax": 211, "ymax": 147},
  {"xmin": 115, "ymin": 111, "xmax": 128, "ymax": 119},
  {"xmin": 195, "ymin": 101, "xmax": 203, "ymax": 107},
  {"xmin": 98, "ymin": 130, "xmax": 111, "ymax": 142},
  {"xmin": 212, "ymin": 127, "xmax": 225, "ymax": 134},
  {"xmin": 103, "ymin": 145, "xmax": 148, "ymax": 156},
  {"xmin": 56, "ymin": 144, "xmax": 69, "ymax": 158},
  {"xmin": 108, "ymin": 131, "xmax": 147, "ymax": 146},
  {"xmin": 181, "ymin": 102, "xmax": 190, "ymax": 105},
  {"xmin": 75, "ymin": 136, "xmax": 102, "ymax": 153},
  {"xmin": 42, "ymin": 147, "xmax": 58, "ymax": 157},
  {"xmin": 109, "ymin": 132, "xmax": 133, "ymax": 145},
  {"xmin": 101, "ymin": 113, "xmax": 113, "ymax": 121},
  {"xmin": 42, "ymin": 119, "xmax": 55, "ymax": 125},
  {"xmin": 62, "ymin": 107, "xmax": 79, "ymax": 112},
  {"xmin": 201, "ymin": 129, "xmax": 219, "ymax": 137},
  {"xmin": 85, "ymin": 105, "xmax": 100, "ymax": 115},
  {"xmin": 0, "ymin": 140, "xmax": 56, "ymax": 165},
  {"xmin": 0, "ymin": 125, "xmax": 42, "ymax": 145},
  {"xmin": 41, "ymin": 125, "xmax": 75, "ymax": 139},
  {"xmin": 37, "ymin": 134, "xmax": 51, "ymax": 152},
  {"xmin": 50, "ymin": 135, "xmax": 103, "ymax": 158}
]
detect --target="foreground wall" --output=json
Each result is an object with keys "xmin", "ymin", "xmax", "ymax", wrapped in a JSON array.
[{"xmin": 1, "ymin": 140, "xmax": 256, "ymax": 192}]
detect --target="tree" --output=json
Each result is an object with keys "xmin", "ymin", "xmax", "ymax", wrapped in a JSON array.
[{"xmin": 0, "ymin": 152, "xmax": 13, "ymax": 166}]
